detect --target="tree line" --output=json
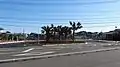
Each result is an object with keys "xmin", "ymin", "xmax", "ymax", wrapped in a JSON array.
[
  {"xmin": 41, "ymin": 21, "xmax": 83, "ymax": 42},
  {"xmin": 0, "ymin": 21, "xmax": 83, "ymax": 42},
  {"xmin": 0, "ymin": 28, "xmax": 26, "ymax": 41}
]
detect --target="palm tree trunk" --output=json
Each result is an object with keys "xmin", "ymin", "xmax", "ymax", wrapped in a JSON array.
[
  {"xmin": 59, "ymin": 34, "xmax": 61, "ymax": 41},
  {"xmin": 73, "ymin": 30, "xmax": 75, "ymax": 42},
  {"xmin": 53, "ymin": 32, "xmax": 55, "ymax": 40},
  {"xmin": 65, "ymin": 33, "xmax": 67, "ymax": 40},
  {"xmin": 46, "ymin": 34, "xmax": 49, "ymax": 43}
]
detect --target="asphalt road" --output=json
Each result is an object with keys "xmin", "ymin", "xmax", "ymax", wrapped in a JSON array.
[
  {"xmin": 0, "ymin": 41, "xmax": 119, "ymax": 62},
  {"xmin": 1, "ymin": 49, "xmax": 120, "ymax": 67}
]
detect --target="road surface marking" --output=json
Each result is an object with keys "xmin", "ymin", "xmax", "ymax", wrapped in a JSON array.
[
  {"xmin": 49, "ymin": 49, "xmax": 61, "ymax": 50},
  {"xmin": 93, "ymin": 44, "xmax": 97, "ymax": 46},
  {"xmin": 0, "ymin": 53, "xmax": 11, "ymax": 54},
  {"xmin": 108, "ymin": 44, "xmax": 112, "ymax": 45},
  {"xmin": 0, "ymin": 50, "xmax": 14, "ymax": 51},
  {"xmin": 85, "ymin": 42, "xmax": 88, "ymax": 44},
  {"xmin": 0, "ymin": 48, "xmax": 18, "ymax": 51},
  {"xmin": 0, "ymin": 41, "xmax": 25, "ymax": 45},
  {"xmin": 1, "ymin": 47, "xmax": 120, "ymax": 63},
  {"xmin": 43, "ymin": 44, "xmax": 81, "ymax": 47},
  {"xmin": 0, "ymin": 47, "xmax": 120, "ymax": 63},
  {"xmin": 13, "ymin": 51, "xmax": 55, "ymax": 57},
  {"xmin": 43, "ymin": 45, "xmax": 57, "ymax": 47},
  {"xmin": 22, "ymin": 48, "xmax": 34, "ymax": 53},
  {"xmin": 35, "ymin": 48, "xmax": 43, "ymax": 50}
]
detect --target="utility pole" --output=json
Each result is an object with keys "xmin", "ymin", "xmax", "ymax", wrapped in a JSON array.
[
  {"xmin": 23, "ymin": 28, "xmax": 26, "ymax": 46},
  {"xmin": 100, "ymin": 30, "xmax": 102, "ymax": 40},
  {"xmin": 12, "ymin": 33, "xmax": 14, "ymax": 41},
  {"xmin": 38, "ymin": 28, "xmax": 39, "ymax": 44},
  {"xmin": 115, "ymin": 26, "xmax": 117, "ymax": 43},
  {"xmin": 23, "ymin": 28, "xmax": 25, "ymax": 41}
]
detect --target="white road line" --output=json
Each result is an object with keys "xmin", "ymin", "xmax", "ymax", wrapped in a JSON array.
[
  {"xmin": 0, "ymin": 50, "xmax": 13, "ymax": 51},
  {"xmin": 43, "ymin": 45, "xmax": 57, "ymax": 47},
  {"xmin": 0, "ymin": 41, "xmax": 25, "ymax": 44},
  {"xmin": 13, "ymin": 51, "xmax": 55, "ymax": 57},
  {"xmin": 0, "ymin": 53, "xmax": 11, "ymax": 54},
  {"xmin": 22, "ymin": 48, "xmax": 34, "ymax": 53},
  {"xmin": 49, "ymin": 49, "xmax": 61, "ymax": 50},
  {"xmin": 93, "ymin": 44, "xmax": 97, "ymax": 46},
  {"xmin": 108, "ymin": 44, "xmax": 112, "ymax": 45},
  {"xmin": 1, "ymin": 47, "xmax": 119, "ymax": 63},
  {"xmin": 13, "ymin": 54, "xmax": 28, "ymax": 56},
  {"xmin": 42, "ymin": 44, "xmax": 80, "ymax": 47},
  {"xmin": 35, "ymin": 48, "xmax": 43, "ymax": 50},
  {"xmin": 0, "ymin": 49, "xmax": 17, "ymax": 51},
  {"xmin": 39, "ymin": 51, "xmax": 55, "ymax": 55},
  {"xmin": 85, "ymin": 42, "xmax": 88, "ymax": 44}
]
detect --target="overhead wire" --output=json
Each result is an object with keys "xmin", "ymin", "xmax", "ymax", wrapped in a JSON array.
[
  {"xmin": 0, "ymin": 0, "xmax": 119, "ymax": 5},
  {"xmin": 0, "ymin": 23, "xmax": 118, "ymax": 28}
]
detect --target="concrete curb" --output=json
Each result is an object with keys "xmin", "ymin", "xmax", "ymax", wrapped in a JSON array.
[
  {"xmin": 0, "ymin": 47, "xmax": 119, "ymax": 64},
  {"xmin": 42, "ymin": 44, "xmax": 77, "ymax": 47}
]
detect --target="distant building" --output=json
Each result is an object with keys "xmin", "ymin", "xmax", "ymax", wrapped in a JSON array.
[
  {"xmin": 27, "ymin": 33, "xmax": 45, "ymax": 40},
  {"xmin": 105, "ymin": 29, "xmax": 120, "ymax": 41},
  {"xmin": 105, "ymin": 32, "xmax": 114, "ymax": 40}
]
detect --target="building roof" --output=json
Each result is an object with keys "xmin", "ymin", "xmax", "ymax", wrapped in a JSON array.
[
  {"xmin": 105, "ymin": 29, "xmax": 120, "ymax": 34},
  {"xmin": 114, "ymin": 29, "xmax": 120, "ymax": 32}
]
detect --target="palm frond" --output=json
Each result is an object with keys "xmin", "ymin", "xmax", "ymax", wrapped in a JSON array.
[
  {"xmin": 41, "ymin": 30, "xmax": 45, "ymax": 34},
  {"xmin": 0, "ymin": 27, "xmax": 4, "ymax": 30},
  {"xmin": 51, "ymin": 24, "xmax": 54, "ymax": 28},
  {"xmin": 69, "ymin": 21, "xmax": 72, "ymax": 25},
  {"xmin": 73, "ymin": 22, "xmax": 75, "ymax": 27},
  {"xmin": 77, "ymin": 22, "xmax": 81, "ymax": 26}
]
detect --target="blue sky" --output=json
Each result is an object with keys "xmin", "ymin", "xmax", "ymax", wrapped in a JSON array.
[{"xmin": 0, "ymin": 0, "xmax": 120, "ymax": 33}]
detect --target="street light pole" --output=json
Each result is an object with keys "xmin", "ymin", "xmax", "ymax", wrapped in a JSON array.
[
  {"xmin": 23, "ymin": 28, "xmax": 25, "ymax": 41},
  {"xmin": 23, "ymin": 28, "xmax": 26, "ymax": 46},
  {"xmin": 115, "ymin": 26, "xmax": 117, "ymax": 43},
  {"xmin": 38, "ymin": 28, "xmax": 39, "ymax": 44},
  {"xmin": 12, "ymin": 33, "xmax": 14, "ymax": 41}
]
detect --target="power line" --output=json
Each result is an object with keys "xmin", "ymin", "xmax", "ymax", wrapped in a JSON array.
[
  {"xmin": 0, "ymin": 16, "xmax": 119, "ymax": 26},
  {"xmin": 0, "ymin": 17, "xmax": 120, "ymax": 23},
  {"xmin": 0, "ymin": 23, "xmax": 37, "ymax": 28},
  {"xmin": 0, "ymin": 20, "xmax": 119, "ymax": 25},
  {"xmin": 85, "ymin": 25, "xmax": 117, "ymax": 28},
  {"xmin": 1, "ymin": 13, "xmax": 120, "ymax": 19},
  {"xmin": 0, "ymin": 23, "xmax": 119, "ymax": 28},
  {"xmin": 1, "ymin": 17, "xmax": 120, "ymax": 20},
  {"xmin": 0, "ymin": 0, "xmax": 119, "ymax": 5}
]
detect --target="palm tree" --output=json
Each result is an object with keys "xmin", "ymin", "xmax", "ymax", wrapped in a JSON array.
[
  {"xmin": 57, "ymin": 25, "xmax": 63, "ymax": 40},
  {"xmin": 0, "ymin": 27, "xmax": 4, "ymax": 31},
  {"xmin": 53, "ymin": 27, "xmax": 58, "ymax": 40},
  {"xmin": 41, "ymin": 25, "xmax": 52, "ymax": 42},
  {"xmin": 6, "ymin": 31, "xmax": 11, "ymax": 33},
  {"xmin": 0, "ymin": 28, "xmax": 4, "ymax": 40},
  {"xmin": 98, "ymin": 32, "xmax": 103, "ymax": 40},
  {"xmin": 5, "ymin": 31, "xmax": 11, "ymax": 41},
  {"xmin": 62, "ymin": 26, "xmax": 72, "ymax": 40},
  {"xmin": 69, "ymin": 21, "xmax": 83, "ymax": 41},
  {"xmin": 50, "ymin": 24, "xmax": 57, "ymax": 40}
]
